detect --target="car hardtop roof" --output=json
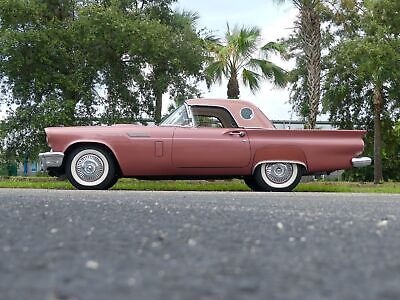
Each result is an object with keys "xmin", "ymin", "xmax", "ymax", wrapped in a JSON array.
[
  {"xmin": 185, "ymin": 98, "xmax": 257, "ymax": 109},
  {"xmin": 185, "ymin": 98, "xmax": 274, "ymax": 129}
]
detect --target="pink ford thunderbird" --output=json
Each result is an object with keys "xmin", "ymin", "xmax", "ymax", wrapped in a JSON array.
[{"xmin": 39, "ymin": 99, "xmax": 371, "ymax": 191}]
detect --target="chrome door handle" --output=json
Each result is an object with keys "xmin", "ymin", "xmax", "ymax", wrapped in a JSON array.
[{"xmin": 229, "ymin": 131, "xmax": 246, "ymax": 137}]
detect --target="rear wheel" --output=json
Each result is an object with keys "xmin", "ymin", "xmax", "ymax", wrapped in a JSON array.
[
  {"xmin": 243, "ymin": 176, "xmax": 264, "ymax": 191},
  {"xmin": 107, "ymin": 175, "xmax": 120, "ymax": 189},
  {"xmin": 66, "ymin": 146, "xmax": 116, "ymax": 190},
  {"xmin": 254, "ymin": 162, "xmax": 302, "ymax": 192}
]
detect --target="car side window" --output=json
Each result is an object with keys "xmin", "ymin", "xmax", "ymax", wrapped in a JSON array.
[
  {"xmin": 195, "ymin": 116, "xmax": 224, "ymax": 128},
  {"xmin": 240, "ymin": 107, "xmax": 254, "ymax": 120},
  {"xmin": 191, "ymin": 106, "xmax": 238, "ymax": 128}
]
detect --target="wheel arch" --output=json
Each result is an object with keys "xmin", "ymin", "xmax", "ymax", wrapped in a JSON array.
[
  {"xmin": 252, "ymin": 146, "xmax": 308, "ymax": 175},
  {"xmin": 62, "ymin": 142, "xmax": 122, "ymax": 176}
]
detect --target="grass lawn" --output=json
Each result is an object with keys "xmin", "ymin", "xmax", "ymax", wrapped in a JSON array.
[
  {"xmin": 0, "ymin": 176, "xmax": 399, "ymax": 193},
  {"xmin": 295, "ymin": 181, "xmax": 400, "ymax": 194}
]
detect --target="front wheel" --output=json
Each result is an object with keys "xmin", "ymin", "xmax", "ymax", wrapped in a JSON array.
[
  {"xmin": 66, "ymin": 146, "xmax": 116, "ymax": 190},
  {"xmin": 253, "ymin": 162, "xmax": 302, "ymax": 192}
]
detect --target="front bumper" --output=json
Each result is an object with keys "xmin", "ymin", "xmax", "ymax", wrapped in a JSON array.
[
  {"xmin": 352, "ymin": 157, "xmax": 372, "ymax": 168},
  {"xmin": 39, "ymin": 152, "xmax": 64, "ymax": 171}
]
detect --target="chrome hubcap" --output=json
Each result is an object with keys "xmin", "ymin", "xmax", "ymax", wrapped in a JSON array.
[
  {"xmin": 265, "ymin": 163, "xmax": 293, "ymax": 184},
  {"xmin": 75, "ymin": 154, "xmax": 104, "ymax": 182}
]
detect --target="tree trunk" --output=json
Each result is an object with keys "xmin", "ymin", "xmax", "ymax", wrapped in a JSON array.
[
  {"xmin": 373, "ymin": 85, "xmax": 383, "ymax": 184},
  {"xmin": 154, "ymin": 91, "xmax": 162, "ymax": 124},
  {"xmin": 152, "ymin": 65, "xmax": 168, "ymax": 124},
  {"xmin": 227, "ymin": 72, "xmax": 240, "ymax": 99},
  {"xmin": 300, "ymin": 5, "xmax": 321, "ymax": 129}
]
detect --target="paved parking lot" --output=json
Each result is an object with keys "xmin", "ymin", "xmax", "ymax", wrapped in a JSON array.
[{"xmin": 0, "ymin": 189, "xmax": 399, "ymax": 300}]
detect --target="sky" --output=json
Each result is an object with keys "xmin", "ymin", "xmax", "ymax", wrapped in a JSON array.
[{"xmin": 172, "ymin": 0, "xmax": 298, "ymax": 120}]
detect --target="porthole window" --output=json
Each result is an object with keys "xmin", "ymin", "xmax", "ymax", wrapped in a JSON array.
[{"xmin": 240, "ymin": 107, "xmax": 254, "ymax": 120}]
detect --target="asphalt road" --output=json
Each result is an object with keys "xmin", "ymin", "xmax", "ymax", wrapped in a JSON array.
[{"xmin": 0, "ymin": 189, "xmax": 400, "ymax": 300}]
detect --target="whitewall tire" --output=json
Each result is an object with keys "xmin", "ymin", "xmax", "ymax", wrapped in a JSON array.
[
  {"xmin": 66, "ymin": 146, "xmax": 116, "ymax": 190},
  {"xmin": 243, "ymin": 176, "xmax": 264, "ymax": 191},
  {"xmin": 254, "ymin": 162, "xmax": 302, "ymax": 192}
]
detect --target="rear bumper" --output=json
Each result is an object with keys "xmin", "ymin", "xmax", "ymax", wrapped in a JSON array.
[
  {"xmin": 352, "ymin": 157, "xmax": 372, "ymax": 168},
  {"xmin": 39, "ymin": 152, "xmax": 64, "ymax": 171}
]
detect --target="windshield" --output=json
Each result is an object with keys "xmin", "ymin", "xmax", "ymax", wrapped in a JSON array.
[{"xmin": 159, "ymin": 104, "xmax": 192, "ymax": 127}]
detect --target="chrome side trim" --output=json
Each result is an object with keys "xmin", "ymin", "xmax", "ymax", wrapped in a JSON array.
[
  {"xmin": 252, "ymin": 160, "xmax": 307, "ymax": 174},
  {"xmin": 39, "ymin": 152, "xmax": 64, "ymax": 171},
  {"xmin": 127, "ymin": 132, "xmax": 150, "ymax": 138},
  {"xmin": 352, "ymin": 157, "xmax": 372, "ymax": 168}
]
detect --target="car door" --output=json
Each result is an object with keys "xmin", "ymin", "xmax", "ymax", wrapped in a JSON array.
[{"xmin": 172, "ymin": 127, "xmax": 251, "ymax": 168}]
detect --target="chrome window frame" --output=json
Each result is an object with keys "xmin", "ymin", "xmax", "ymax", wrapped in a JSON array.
[{"xmin": 159, "ymin": 103, "xmax": 194, "ymax": 128}]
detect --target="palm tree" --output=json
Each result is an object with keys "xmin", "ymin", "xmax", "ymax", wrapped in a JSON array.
[
  {"xmin": 275, "ymin": 0, "xmax": 322, "ymax": 129},
  {"xmin": 205, "ymin": 25, "xmax": 287, "ymax": 99}
]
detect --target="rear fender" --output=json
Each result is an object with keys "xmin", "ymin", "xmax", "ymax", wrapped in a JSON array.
[{"xmin": 253, "ymin": 146, "xmax": 308, "ymax": 174}]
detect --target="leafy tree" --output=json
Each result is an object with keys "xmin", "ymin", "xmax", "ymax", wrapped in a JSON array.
[
  {"xmin": 322, "ymin": 0, "xmax": 400, "ymax": 183},
  {"xmin": 284, "ymin": 0, "xmax": 400, "ymax": 182},
  {"xmin": 0, "ymin": 0, "xmax": 98, "ymax": 158},
  {"xmin": 275, "ymin": 0, "xmax": 322, "ymax": 128},
  {"xmin": 72, "ymin": 2, "xmax": 205, "ymax": 124},
  {"xmin": 205, "ymin": 25, "xmax": 287, "ymax": 99},
  {"xmin": 144, "ymin": 10, "xmax": 205, "ymax": 123},
  {"xmin": 0, "ymin": 0, "xmax": 206, "ymax": 158}
]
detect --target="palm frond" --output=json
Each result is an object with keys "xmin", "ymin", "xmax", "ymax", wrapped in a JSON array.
[
  {"xmin": 206, "ymin": 22, "xmax": 287, "ymax": 94},
  {"xmin": 242, "ymin": 69, "xmax": 262, "ymax": 93},
  {"xmin": 274, "ymin": 0, "xmax": 319, "ymax": 9},
  {"xmin": 271, "ymin": 64, "xmax": 288, "ymax": 87},
  {"xmin": 225, "ymin": 23, "xmax": 235, "ymax": 44},
  {"xmin": 248, "ymin": 59, "xmax": 288, "ymax": 87},
  {"xmin": 236, "ymin": 26, "xmax": 260, "ymax": 57},
  {"xmin": 172, "ymin": 9, "xmax": 199, "ymax": 30},
  {"xmin": 204, "ymin": 34, "xmax": 220, "ymax": 45},
  {"xmin": 248, "ymin": 59, "xmax": 273, "ymax": 77},
  {"xmin": 180, "ymin": 9, "xmax": 200, "ymax": 24},
  {"xmin": 261, "ymin": 41, "xmax": 287, "ymax": 59},
  {"xmin": 205, "ymin": 61, "xmax": 226, "ymax": 87}
]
